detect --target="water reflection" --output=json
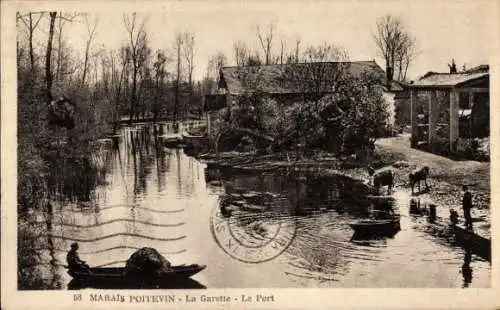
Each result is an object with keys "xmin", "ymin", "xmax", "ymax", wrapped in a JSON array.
[
  {"xmin": 20, "ymin": 122, "xmax": 491, "ymax": 290},
  {"xmin": 67, "ymin": 277, "xmax": 206, "ymax": 290},
  {"xmin": 462, "ymin": 247, "xmax": 473, "ymax": 288}
]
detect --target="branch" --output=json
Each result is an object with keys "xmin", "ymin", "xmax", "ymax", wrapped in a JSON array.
[
  {"xmin": 256, "ymin": 26, "xmax": 266, "ymax": 53},
  {"xmin": 57, "ymin": 13, "xmax": 81, "ymax": 22},
  {"xmin": 17, "ymin": 11, "xmax": 45, "ymax": 21}
]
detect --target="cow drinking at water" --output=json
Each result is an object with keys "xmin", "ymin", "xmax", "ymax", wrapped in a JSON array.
[
  {"xmin": 367, "ymin": 165, "xmax": 394, "ymax": 195},
  {"xmin": 410, "ymin": 166, "xmax": 430, "ymax": 195}
]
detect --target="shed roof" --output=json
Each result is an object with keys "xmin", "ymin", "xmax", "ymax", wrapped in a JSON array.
[
  {"xmin": 219, "ymin": 61, "xmax": 392, "ymax": 95},
  {"xmin": 409, "ymin": 72, "xmax": 489, "ymax": 89}
]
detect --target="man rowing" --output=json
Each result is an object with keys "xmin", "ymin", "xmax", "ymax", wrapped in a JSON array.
[{"xmin": 67, "ymin": 242, "xmax": 91, "ymax": 273}]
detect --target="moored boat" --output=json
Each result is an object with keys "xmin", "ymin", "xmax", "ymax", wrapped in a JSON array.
[
  {"xmin": 161, "ymin": 134, "xmax": 185, "ymax": 148},
  {"xmin": 452, "ymin": 224, "xmax": 491, "ymax": 260},
  {"xmin": 349, "ymin": 215, "xmax": 401, "ymax": 236},
  {"xmin": 182, "ymin": 131, "xmax": 205, "ymax": 141},
  {"xmin": 182, "ymin": 131, "xmax": 208, "ymax": 154}
]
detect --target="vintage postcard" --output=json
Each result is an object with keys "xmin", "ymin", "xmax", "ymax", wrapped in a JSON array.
[{"xmin": 1, "ymin": 0, "xmax": 499, "ymax": 309}]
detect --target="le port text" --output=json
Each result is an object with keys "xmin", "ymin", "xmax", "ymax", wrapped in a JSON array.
[
  {"xmin": 84, "ymin": 293, "xmax": 275, "ymax": 304},
  {"xmin": 184, "ymin": 294, "xmax": 274, "ymax": 303}
]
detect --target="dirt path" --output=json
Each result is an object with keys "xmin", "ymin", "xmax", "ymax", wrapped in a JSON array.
[
  {"xmin": 375, "ymin": 134, "xmax": 490, "ymax": 238},
  {"xmin": 376, "ymin": 134, "xmax": 483, "ymax": 171}
]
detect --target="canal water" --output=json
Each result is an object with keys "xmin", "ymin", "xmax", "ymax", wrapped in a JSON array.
[{"xmin": 29, "ymin": 123, "xmax": 490, "ymax": 289}]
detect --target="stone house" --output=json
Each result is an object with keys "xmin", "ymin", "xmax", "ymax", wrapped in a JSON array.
[{"xmin": 204, "ymin": 61, "xmax": 402, "ymax": 151}]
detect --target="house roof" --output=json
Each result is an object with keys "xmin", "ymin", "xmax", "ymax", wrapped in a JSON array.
[
  {"xmin": 408, "ymin": 72, "xmax": 489, "ymax": 89},
  {"xmin": 388, "ymin": 80, "xmax": 405, "ymax": 92},
  {"xmin": 219, "ymin": 61, "xmax": 393, "ymax": 95}
]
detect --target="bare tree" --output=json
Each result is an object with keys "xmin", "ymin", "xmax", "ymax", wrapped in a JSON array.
[
  {"xmin": 257, "ymin": 23, "xmax": 275, "ymax": 65},
  {"xmin": 45, "ymin": 12, "xmax": 57, "ymax": 101},
  {"xmin": 395, "ymin": 33, "xmax": 417, "ymax": 81},
  {"xmin": 81, "ymin": 14, "xmax": 99, "ymax": 87},
  {"xmin": 281, "ymin": 43, "xmax": 352, "ymax": 150},
  {"xmin": 55, "ymin": 13, "xmax": 79, "ymax": 83},
  {"xmin": 207, "ymin": 52, "xmax": 227, "ymax": 83},
  {"xmin": 284, "ymin": 43, "xmax": 350, "ymax": 108},
  {"xmin": 109, "ymin": 47, "xmax": 129, "ymax": 132},
  {"xmin": 152, "ymin": 49, "xmax": 168, "ymax": 121},
  {"xmin": 279, "ymin": 39, "xmax": 285, "ymax": 65},
  {"xmin": 173, "ymin": 31, "xmax": 184, "ymax": 127},
  {"xmin": 183, "ymin": 32, "xmax": 196, "ymax": 89},
  {"xmin": 233, "ymin": 40, "xmax": 249, "ymax": 67},
  {"xmin": 123, "ymin": 13, "xmax": 148, "ymax": 121},
  {"xmin": 373, "ymin": 14, "xmax": 417, "ymax": 82},
  {"xmin": 294, "ymin": 38, "xmax": 301, "ymax": 63},
  {"xmin": 17, "ymin": 12, "xmax": 44, "ymax": 77}
]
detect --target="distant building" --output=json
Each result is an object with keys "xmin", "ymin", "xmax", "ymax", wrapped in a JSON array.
[
  {"xmin": 405, "ymin": 66, "xmax": 489, "ymax": 152},
  {"xmin": 204, "ymin": 61, "xmax": 403, "ymax": 145}
]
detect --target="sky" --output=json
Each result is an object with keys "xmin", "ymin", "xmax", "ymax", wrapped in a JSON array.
[{"xmin": 17, "ymin": 0, "xmax": 498, "ymax": 81}]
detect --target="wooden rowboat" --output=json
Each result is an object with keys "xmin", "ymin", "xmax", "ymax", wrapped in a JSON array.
[
  {"xmin": 349, "ymin": 216, "xmax": 401, "ymax": 236},
  {"xmin": 67, "ymin": 264, "xmax": 206, "ymax": 287},
  {"xmin": 162, "ymin": 134, "xmax": 184, "ymax": 148},
  {"xmin": 452, "ymin": 225, "xmax": 491, "ymax": 261}
]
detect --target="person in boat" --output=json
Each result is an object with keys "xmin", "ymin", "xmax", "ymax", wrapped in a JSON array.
[
  {"xmin": 67, "ymin": 243, "xmax": 91, "ymax": 272},
  {"xmin": 462, "ymin": 185, "xmax": 473, "ymax": 230}
]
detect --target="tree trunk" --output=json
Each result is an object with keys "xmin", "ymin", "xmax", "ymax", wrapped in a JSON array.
[
  {"xmin": 113, "ymin": 59, "xmax": 127, "ymax": 133},
  {"xmin": 188, "ymin": 70, "xmax": 192, "ymax": 91},
  {"xmin": 45, "ymin": 12, "xmax": 57, "ymax": 102},
  {"xmin": 175, "ymin": 43, "xmax": 180, "ymax": 132},
  {"xmin": 295, "ymin": 40, "xmax": 300, "ymax": 63},
  {"xmin": 81, "ymin": 42, "xmax": 90, "ymax": 87},
  {"xmin": 56, "ymin": 13, "xmax": 63, "ymax": 85},
  {"xmin": 280, "ymin": 41, "xmax": 284, "ymax": 65},
  {"xmin": 130, "ymin": 61, "xmax": 137, "ymax": 122},
  {"xmin": 29, "ymin": 13, "xmax": 35, "ymax": 75}
]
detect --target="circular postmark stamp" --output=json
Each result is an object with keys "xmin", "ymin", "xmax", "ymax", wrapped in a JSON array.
[{"xmin": 210, "ymin": 201, "xmax": 297, "ymax": 263}]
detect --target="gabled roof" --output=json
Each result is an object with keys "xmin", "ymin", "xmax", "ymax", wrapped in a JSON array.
[
  {"xmin": 409, "ymin": 72, "xmax": 489, "ymax": 89},
  {"xmin": 388, "ymin": 80, "xmax": 405, "ymax": 92},
  {"xmin": 219, "ymin": 61, "xmax": 390, "ymax": 95}
]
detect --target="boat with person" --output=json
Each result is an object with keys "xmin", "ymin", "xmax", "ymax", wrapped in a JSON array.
[
  {"xmin": 66, "ymin": 245, "xmax": 206, "ymax": 289},
  {"xmin": 67, "ymin": 264, "xmax": 206, "ymax": 287}
]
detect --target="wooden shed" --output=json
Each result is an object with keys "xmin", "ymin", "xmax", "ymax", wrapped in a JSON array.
[{"xmin": 407, "ymin": 70, "xmax": 489, "ymax": 152}]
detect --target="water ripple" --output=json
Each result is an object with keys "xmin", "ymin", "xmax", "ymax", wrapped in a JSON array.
[
  {"xmin": 39, "ymin": 233, "xmax": 186, "ymax": 242},
  {"xmin": 66, "ymin": 205, "xmax": 185, "ymax": 214},
  {"xmin": 29, "ymin": 219, "xmax": 185, "ymax": 228},
  {"xmin": 33, "ymin": 246, "xmax": 187, "ymax": 256}
]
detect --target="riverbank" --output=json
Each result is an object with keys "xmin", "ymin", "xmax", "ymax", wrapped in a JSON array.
[
  {"xmin": 375, "ymin": 135, "xmax": 490, "ymax": 238},
  {"xmin": 199, "ymin": 135, "xmax": 491, "ymax": 237}
]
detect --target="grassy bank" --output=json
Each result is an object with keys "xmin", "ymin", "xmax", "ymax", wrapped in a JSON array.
[
  {"xmin": 375, "ymin": 136, "xmax": 490, "ymax": 210},
  {"xmin": 201, "ymin": 136, "xmax": 490, "ymax": 237}
]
